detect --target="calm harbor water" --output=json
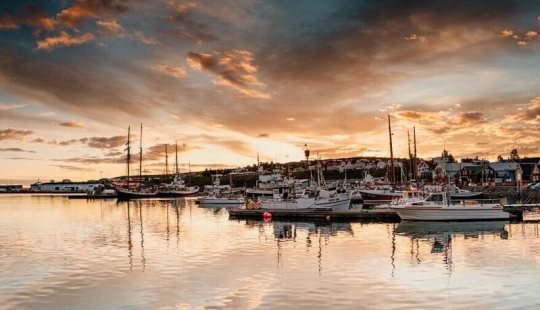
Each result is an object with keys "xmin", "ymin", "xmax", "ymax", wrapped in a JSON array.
[{"xmin": 2, "ymin": 194, "xmax": 540, "ymax": 309}]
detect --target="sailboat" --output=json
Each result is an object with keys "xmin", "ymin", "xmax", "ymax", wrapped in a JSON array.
[
  {"xmin": 116, "ymin": 124, "xmax": 158, "ymax": 200},
  {"xmin": 357, "ymin": 114, "xmax": 402, "ymax": 204},
  {"xmin": 158, "ymin": 142, "xmax": 199, "ymax": 197}
]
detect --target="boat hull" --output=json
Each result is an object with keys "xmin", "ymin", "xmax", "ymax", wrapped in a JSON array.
[
  {"xmin": 116, "ymin": 188, "xmax": 158, "ymax": 200},
  {"xmin": 158, "ymin": 188, "xmax": 200, "ymax": 197},
  {"xmin": 314, "ymin": 195, "xmax": 351, "ymax": 210},
  {"xmin": 198, "ymin": 197, "xmax": 245, "ymax": 204},
  {"xmin": 358, "ymin": 190, "xmax": 402, "ymax": 204}
]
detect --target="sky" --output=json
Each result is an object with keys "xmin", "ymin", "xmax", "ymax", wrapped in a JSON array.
[{"xmin": 0, "ymin": 0, "xmax": 539, "ymax": 186}]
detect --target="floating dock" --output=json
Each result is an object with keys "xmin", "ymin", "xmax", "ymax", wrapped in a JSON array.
[{"xmin": 228, "ymin": 207, "xmax": 400, "ymax": 221}]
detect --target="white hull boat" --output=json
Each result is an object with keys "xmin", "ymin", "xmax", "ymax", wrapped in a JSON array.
[
  {"xmin": 253, "ymin": 186, "xmax": 351, "ymax": 210},
  {"xmin": 391, "ymin": 191, "xmax": 509, "ymax": 221},
  {"xmin": 198, "ymin": 196, "xmax": 245, "ymax": 205}
]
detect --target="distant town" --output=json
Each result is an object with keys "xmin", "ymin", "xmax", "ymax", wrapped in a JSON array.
[{"xmin": 1, "ymin": 148, "xmax": 538, "ymax": 193}]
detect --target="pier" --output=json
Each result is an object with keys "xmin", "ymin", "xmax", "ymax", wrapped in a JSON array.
[{"xmin": 229, "ymin": 208, "xmax": 400, "ymax": 221}]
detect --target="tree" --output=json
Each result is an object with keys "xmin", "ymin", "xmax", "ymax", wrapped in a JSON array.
[
  {"xmin": 510, "ymin": 149, "xmax": 520, "ymax": 162},
  {"xmin": 497, "ymin": 155, "xmax": 504, "ymax": 162}
]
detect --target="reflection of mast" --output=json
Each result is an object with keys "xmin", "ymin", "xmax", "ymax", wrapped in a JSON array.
[
  {"xmin": 391, "ymin": 223, "xmax": 396, "ymax": 277},
  {"xmin": 138, "ymin": 201, "xmax": 146, "ymax": 271},
  {"xmin": 127, "ymin": 201, "xmax": 133, "ymax": 270}
]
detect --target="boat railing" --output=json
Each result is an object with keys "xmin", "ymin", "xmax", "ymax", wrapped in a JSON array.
[{"xmin": 449, "ymin": 198, "xmax": 501, "ymax": 206}]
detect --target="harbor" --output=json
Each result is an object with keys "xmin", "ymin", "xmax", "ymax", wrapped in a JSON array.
[{"xmin": 3, "ymin": 193, "xmax": 540, "ymax": 309}]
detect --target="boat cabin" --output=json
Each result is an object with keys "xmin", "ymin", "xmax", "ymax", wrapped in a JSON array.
[
  {"xmin": 272, "ymin": 186, "xmax": 296, "ymax": 200},
  {"xmin": 412, "ymin": 192, "xmax": 449, "ymax": 206}
]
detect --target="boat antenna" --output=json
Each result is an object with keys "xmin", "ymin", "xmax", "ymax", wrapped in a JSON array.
[
  {"xmin": 139, "ymin": 123, "xmax": 143, "ymax": 188},
  {"xmin": 126, "ymin": 125, "xmax": 131, "ymax": 190}
]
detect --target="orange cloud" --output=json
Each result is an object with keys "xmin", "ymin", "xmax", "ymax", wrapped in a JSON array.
[
  {"xmin": 36, "ymin": 31, "xmax": 95, "ymax": 51},
  {"xmin": 56, "ymin": 3, "xmax": 98, "ymax": 28},
  {"xmin": 134, "ymin": 31, "xmax": 158, "ymax": 45},
  {"xmin": 154, "ymin": 64, "xmax": 188, "ymax": 78},
  {"xmin": 187, "ymin": 50, "xmax": 270, "ymax": 99},
  {"xmin": 96, "ymin": 19, "xmax": 124, "ymax": 37},
  {"xmin": 0, "ymin": 13, "xmax": 20, "ymax": 30}
]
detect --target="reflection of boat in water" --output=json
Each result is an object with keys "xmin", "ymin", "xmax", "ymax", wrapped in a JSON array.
[
  {"xmin": 270, "ymin": 220, "xmax": 354, "ymax": 239},
  {"xmin": 394, "ymin": 220, "xmax": 509, "ymax": 236},
  {"xmin": 198, "ymin": 202, "xmax": 244, "ymax": 213}
]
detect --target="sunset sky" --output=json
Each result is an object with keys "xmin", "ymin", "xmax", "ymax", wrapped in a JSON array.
[{"xmin": 1, "ymin": 1, "xmax": 539, "ymax": 186}]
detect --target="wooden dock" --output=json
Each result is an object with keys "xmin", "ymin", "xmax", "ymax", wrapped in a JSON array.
[{"xmin": 228, "ymin": 208, "xmax": 400, "ymax": 221}]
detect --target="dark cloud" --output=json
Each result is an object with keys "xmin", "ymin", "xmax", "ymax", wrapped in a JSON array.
[
  {"xmin": 60, "ymin": 121, "xmax": 88, "ymax": 128},
  {"xmin": 79, "ymin": 135, "xmax": 126, "ymax": 149},
  {"xmin": 0, "ymin": 128, "xmax": 33, "ymax": 141},
  {"xmin": 56, "ymin": 0, "xmax": 131, "ymax": 29},
  {"xmin": 59, "ymin": 139, "xmax": 78, "ymax": 146},
  {"xmin": 162, "ymin": 2, "xmax": 218, "ymax": 43},
  {"xmin": 52, "ymin": 164, "xmax": 94, "ymax": 172},
  {"xmin": 0, "ymin": 147, "xmax": 36, "ymax": 153}
]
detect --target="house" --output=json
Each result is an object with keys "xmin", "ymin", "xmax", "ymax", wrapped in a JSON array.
[
  {"xmin": 416, "ymin": 160, "xmax": 431, "ymax": 180},
  {"xmin": 488, "ymin": 162, "xmax": 518, "ymax": 183},
  {"xmin": 517, "ymin": 163, "xmax": 540, "ymax": 183},
  {"xmin": 33, "ymin": 181, "xmax": 103, "ymax": 192}
]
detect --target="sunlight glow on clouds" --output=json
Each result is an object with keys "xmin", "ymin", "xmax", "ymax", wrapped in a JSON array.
[
  {"xmin": 36, "ymin": 31, "xmax": 95, "ymax": 51},
  {"xmin": 0, "ymin": 1, "xmax": 539, "ymax": 183}
]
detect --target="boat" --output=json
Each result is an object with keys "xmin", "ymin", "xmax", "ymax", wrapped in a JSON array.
[
  {"xmin": 203, "ymin": 174, "xmax": 244, "ymax": 195},
  {"xmin": 68, "ymin": 188, "xmax": 117, "ymax": 199},
  {"xmin": 158, "ymin": 143, "xmax": 199, "ymax": 197},
  {"xmin": 373, "ymin": 189, "xmax": 425, "ymax": 209},
  {"xmin": 116, "ymin": 124, "xmax": 158, "ymax": 200},
  {"xmin": 449, "ymin": 186, "xmax": 483, "ymax": 199},
  {"xmin": 253, "ymin": 186, "xmax": 317, "ymax": 210},
  {"xmin": 197, "ymin": 189, "xmax": 246, "ymax": 205},
  {"xmin": 357, "ymin": 186, "xmax": 402, "ymax": 204},
  {"xmin": 391, "ymin": 191, "xmax": 510, "ymax": 221},
  {"xmin": 248, "ymin": 185, "xmax": 351, "ymax": 210}
]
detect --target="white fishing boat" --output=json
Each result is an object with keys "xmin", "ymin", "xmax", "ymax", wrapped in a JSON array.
[
  {"xmin": 449, "ymin": 186, "xmax": 482, "ymax": 199},
  {"xmin": 391, "ymin": 191, "xmax": 509, "ymax": 221},
  {"xmin": 249, "ymin": 186, "xmax": 350, "ymax": 210},
  {"xmin": 197, "ymin": 189, "xmax": 246, "ymax": 205},
  {"xmin": 373, "ymin": 189, "xmax": 425, "ymax": 209}
]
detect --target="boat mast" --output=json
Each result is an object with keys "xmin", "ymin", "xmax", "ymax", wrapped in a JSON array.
[
  {"xmin": 388, "ymin": 114, "xmax": 395, "ymax": 184},
  {"xmin": 139, "ymin": 124, "xmax": 143, "ymax": 188},
  {"xmin": 413, "ymin": 126, "xmax": 418, "ymax": 181},
  {"xmin": 408, "ymin": 130, "xmax": 412, "ymax": 181},
  {"xmin": 175, "ymin": 142, "xmax": 179, "ymax": 175},
  {"xmin": 126, "ymin": 125, "xmax": 131, "ymax": 190},
  {"xmin": 165, "ymin": 144, "xmax": 168, "ymax": 176}
]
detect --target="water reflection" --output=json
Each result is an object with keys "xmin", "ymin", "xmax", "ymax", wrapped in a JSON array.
[
  {"xmin": 244, "ymin": 219, "xmax": 354, "ymax": 274},
  {"xmin": 393, "ymin": 220, "xmax": 509, "ymax": 277}
]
